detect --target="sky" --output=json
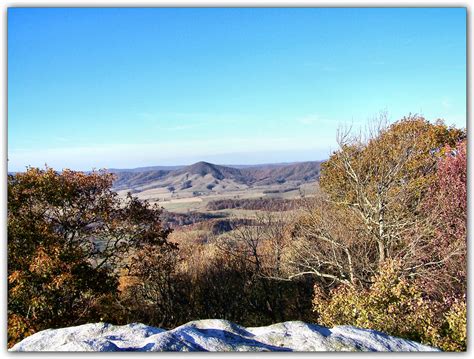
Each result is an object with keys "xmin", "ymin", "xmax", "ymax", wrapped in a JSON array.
[{"xmin": 8, "ymin": 7, "xmax": 466, "ymax": 171}]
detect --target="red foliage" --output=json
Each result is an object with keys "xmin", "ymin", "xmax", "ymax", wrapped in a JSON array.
[
  {"xmin": 427, "ymin": 140, "xmax": 466, "ymax": 249},
  {"xmin": 422, "ymin": 140, "xmax": 467, "ymax": 296}
]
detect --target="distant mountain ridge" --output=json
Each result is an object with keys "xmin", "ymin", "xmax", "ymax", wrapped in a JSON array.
[
  {"xmin": 111, "ymin": 161, "xmax": 322, "ymax": 193},
  {"xmin": 178, "ymin": 161, "xmax": 244, "ymax": 181},
  {"xmin": 108, "ymin": 165, "xmax": 186, "ymax": 173}
]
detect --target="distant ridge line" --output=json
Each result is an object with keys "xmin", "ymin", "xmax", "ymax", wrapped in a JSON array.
[
  {"xmin": 111, "ymin": 160, "xmax": 323, "ymax": 192},
  {"xmin": 108, "ymin": 160, "xmax": 321, "ymax": 173}
]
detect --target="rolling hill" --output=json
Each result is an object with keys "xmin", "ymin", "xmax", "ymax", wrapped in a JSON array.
[{"xmin": 111, "ymin": 161, "xmax": 322, "ymax": 195}]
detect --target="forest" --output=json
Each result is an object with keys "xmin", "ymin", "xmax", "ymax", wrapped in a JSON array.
[{"xmin": 7, "ymin": 115, "xmax": 467, "ymax": 351}]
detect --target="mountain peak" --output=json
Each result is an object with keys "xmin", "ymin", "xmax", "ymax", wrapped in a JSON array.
[
  {"xmin": 188, "ymin": 161, "xmax": 216, "ymax": 170},
  {"xmin": 183, "ymin": 161, "xmax": 247, "ymax": 182}
]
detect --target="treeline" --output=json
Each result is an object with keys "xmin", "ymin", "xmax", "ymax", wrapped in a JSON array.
[
  {"xmin": 262, "ymin": 187, "xmax": 299, "ymax": 194},
  {"xmin": 118, "ymin": 224, "xmax": 315, "ymax": 331},
  {"xmin": 160, "ymin": 210, "xmax": 226, "ymax": 228},
  {"xmin": 161, "ymin": 211, "xmax": 255, "ymax": 235},
  {"xmin": 7, "ymin": 115, "xmax": 467, "ymax": 351},
  {"xmin": 206, "ymin": 197, "xmax": 305, "ymax": 211}
]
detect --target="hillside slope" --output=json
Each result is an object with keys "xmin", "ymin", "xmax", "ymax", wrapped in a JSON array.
[{"xmin": 111, "ymin": 161, "xmax": 322, "ymax": 194}]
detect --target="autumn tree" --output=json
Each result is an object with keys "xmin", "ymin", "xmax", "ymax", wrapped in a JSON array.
[
  {"xmin": 418, "ymin": 139, "xmax": 467, "ymax": 298},
  {"xmin": 118, "ymin": 240, "xmax": 183, "ymax": 328},
  {"xmin": 284, "ymin": 116, "xmax": 464, "ymax": 289},
  {"xmin": 301, "ymin": 115, "xmax": 467, "ymax": 351},
  {"xmin": 317, "ymin": 115, "xmax": 465, "ymax": 275},
  {"xmin": 286, "ymin": 196, "xmax": 377, "ymax": 288},
  {"xmin": 216, "ymin": 211, "xmax": 289, "ymax": 278},
  {"xmin": 8, "ymin": 167, "xmax": 172, "ymax": 346},
  {"xmin": 213, "ymin": 211, "xmax": 312, "ymax": 324}
]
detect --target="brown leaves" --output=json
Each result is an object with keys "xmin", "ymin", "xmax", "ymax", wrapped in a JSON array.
[
  {"xmin": 317, "ymin": 115, "xmax": 466, "ymax": 273},
  {"xmin": 8, "ymin": 167, "xmax": 172, "ymax": 347}
]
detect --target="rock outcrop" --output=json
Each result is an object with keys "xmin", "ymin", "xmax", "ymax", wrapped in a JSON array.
[{"xmin": 10, "ymin": 319, "xmax": 438, "ymax": 352}]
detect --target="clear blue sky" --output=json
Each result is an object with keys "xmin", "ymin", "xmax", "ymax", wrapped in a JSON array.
[{"xmin": 8, "ymin": 8, "xmax": 466, "ymax": 171}]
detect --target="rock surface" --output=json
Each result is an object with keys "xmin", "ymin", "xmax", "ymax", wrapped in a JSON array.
[{"xmin": 10, "ymin": 319, "xmax": 438, "ymax": 352}]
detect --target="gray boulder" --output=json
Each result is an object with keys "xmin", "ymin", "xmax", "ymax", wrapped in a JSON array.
[{"xmin": 10, "ymin": 319, "xmax": 439, "ymax": 352}]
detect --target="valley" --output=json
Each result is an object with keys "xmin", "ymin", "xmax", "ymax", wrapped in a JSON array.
[{"xmin": 111, "ymin": 160, "xmax": 322, "ymax": 213}]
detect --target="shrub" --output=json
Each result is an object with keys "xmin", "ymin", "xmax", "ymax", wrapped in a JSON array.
[
  {"xmin": 437, "ymin": 298, "xmax": 466, "ymax": 351},
  {"xmin": 312, "ymin": 260, "xmax": 466, "ymax": 351}
]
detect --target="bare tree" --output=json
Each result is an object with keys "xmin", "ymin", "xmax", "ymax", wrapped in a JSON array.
[
  {"xmin": 282, "ymin": 114, "xmax": 465, "ymax": 288},
  {"xmin": 282, "ymin": 196, "xmax": 376, "ymax": 288},
  {"xmin": 215, "ymin": 211, "xmax": 288, "ymax": 278}
]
